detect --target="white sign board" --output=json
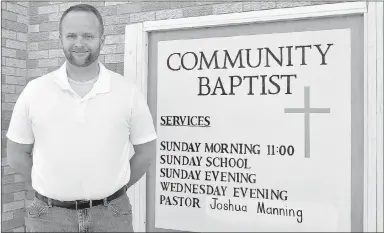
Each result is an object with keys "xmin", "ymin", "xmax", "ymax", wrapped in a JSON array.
[{"xmin": 155, "ymin": 29, "xmax": 351, "ymax": 232}]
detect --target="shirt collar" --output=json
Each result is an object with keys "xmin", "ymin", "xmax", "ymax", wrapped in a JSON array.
[{"xmin": 54, "ymin": 61, "xmax": 111, "ymax": 95}]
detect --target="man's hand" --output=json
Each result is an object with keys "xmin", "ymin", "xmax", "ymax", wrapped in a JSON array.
[{"xmin": 127, "ymin": 139, "xmax": 156, "ymax": 189}]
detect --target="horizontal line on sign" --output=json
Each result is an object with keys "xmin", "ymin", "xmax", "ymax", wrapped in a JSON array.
[{"xmin": 160, "ymin": 125, "xmax": 211, "ymax": 128}]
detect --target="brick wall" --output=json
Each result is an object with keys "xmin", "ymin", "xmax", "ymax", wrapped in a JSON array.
[
  {"xmin": 1, "ymin": 1, "xmax": 29, "ymax": 232},
  {"xmin": 1, "ymin": 1, "xmax": 356, "ymax": 232}
]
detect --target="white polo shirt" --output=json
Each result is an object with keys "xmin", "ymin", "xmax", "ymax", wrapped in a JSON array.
[{"xmin": 6, "ymin": 62, "xmax": 157, "ymax": 201}]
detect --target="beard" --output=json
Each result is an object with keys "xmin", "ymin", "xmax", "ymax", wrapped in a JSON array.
[{"xmin": 64, "ymin": 46, "xmax": 100, "ymax": 67}]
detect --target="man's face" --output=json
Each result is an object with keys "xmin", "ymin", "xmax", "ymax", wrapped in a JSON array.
[{"xmin": 60, "ymin": 11, "xmax": 104, "ymax": 67}]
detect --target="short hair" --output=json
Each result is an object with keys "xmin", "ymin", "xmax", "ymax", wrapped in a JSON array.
[{"xmin": 59, "ymin": 4, "xmax": 104, "ymax": 36}]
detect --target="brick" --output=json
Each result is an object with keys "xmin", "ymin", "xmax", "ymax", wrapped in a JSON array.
[
  {"xmin": 5, "ymin": 39, "xmax": 27, "ymax": 50},
  {"xmin": 38, "ymin": 58, "xmax": 59, "ymax": 67},
  {"xmin": 15, "ymin": 86, "xmax": 25, "ymax": 94},
  {"xmin": 39, "ymin": 40, "xmax": 59, "ymax": 50},
  {"xmin": 38, "ymin": 4, "xmax": 60, "ymax": 14},
  {"xmin": 2, "ymin": 85, "xmax": 16, "ymax": 95},
  {"xmin": 28, "ymin": 32, "xmax": 49, "ymax": 42},
  {"xmin": 16, "ymin": 50, "xmax": 27, "ymax": 60},
  {"xmin": 2, "ymin": 193, "xmax": 14, "ymax": 204},
  {"xmin": 2, "ymin": 1, "xmax": 6, "ymax": 9},
  {"xmin": 105, "ymin": 54, "xmax": 124, "ymax": 63},
  {"xmin": 5, "ymin": 94, "xmax": 19, "ymax": 103},
  {"xmin": 47, "ymin": 67, "xmax": 59, "ymax": 73},
  {"xmin": 48, "ymin": 49, "xmax": 64, "ymax": 58},
  {"xmin": 116, "ymin": 44, "xmax": 125, "ymax": 53},
  {"xmin": 169, "ymin": 1, "xmax": 197, "ymax": 9},
  {"xmin": 16, "ymin": 15, "xmax": 28, "ymax": 24},
  {"xmin": 2, "ymin": 175, "xmax": 14, "ymax": 185},
  {"xmin": 14, "ymin": 191, "xmax": 25, "ymax": 201},
  {"xmin": 3, "ymin": 166, "xmax": 17, "ymax": 175},
  {"xmin": 104, "ymin": 25, "xmax": 125, "ymax": 35},
  {"xmin": 28, "ymin": 68, "xmax": 48, "ymax": 78},
  {"xmin": 6, "ymin": 2, "xmax": 27, "ymax": 16},
  {"xmin": 183, "ymin": 5, "xmax": 213, "ymax": 17},
  {"xmin": 130, "ymin": 11, "xmax": 156, "ymax": 23},
  {"xmin": 29, "ymin": 14, "xmax": 49, "ymax": 25},
  {"xmin": 40, "ymin": 22, "xmax": 59, "ymax": 32},
  {"xmin": 16, "ymin": 2, "xmax": 29, "ymax": 7},
  {"xmin": 105, "ymin": 35, "xmax": 125, "ymax": 44},
  {"xmin": 3, "ymin": 182, "xmax": 25, "ymax": 195},
  {"xmin": 2, "ymin": 29, "xmax": 17, "ymax": 40},
  {"xmin": 15, "ymin": 68, "xmax": 26, "ymax": 77},
  {"xmin": 26, "ymin": 190, "xmax": 35, "ymax": 199},
  {"xmin": 16, "ymin": 32, "xmax": 27, "ymax": 42},
  {"xmin": 141, "ymin": 2, "xmax": 170, "ymax": 12},
  {"xmin": 105, "ymin": 2, "xmax": 126, "ymax": 6},
  {"xmin": 28, "ymin": 42, "xmax": 39, "ymax": 51},
  {"xmin": 1, "ymin": 103, "xmax": 15, "ymax": 111},
  {"xmin": 116, "ymin": 3, "xmax": 141, "ymax": 15},
  {"xmin": 29, "ymin": 6, "xmax": 38, "ymax": 16},
  {"xmin": 1, "ymin": 217, "xmax": 25, "ymax": 231},
  {"xmin": 2, "ymin": 48, "xmax": 17, "ymax": 58},
  {"xmin": 2, "ymin": 39, "xmax": 6, "ymax": 47},
  {"xmin": 2, "ymin": 130, "xmax": 8, "ymax": 138},
  {"xmin": 243, "ymin": 1, "xmax": 276, "ymax": 12},
  {"xmin": 276, "ymin": 2, "xmax": 311, "ymax": 8},
  {"xmin": 15, "ymin": 174, "xmax": 25, "ymax": 185},
  {"xmin": 2, "ymin": 10, "xmax": 17, "ymax": 21},
  {"xmin": 25, "ymin": 199, "xmax": 33, "ymax": 207},
  {"xmin": 3, "ymin": 20, "xmax": 28, "ymax": 33},
  {"xmin": 5, "ymin": 76, "xmax": 26, "ymax": 85},
  {"xmin": 196, "ymin": 1, "xmax": 221, "ymax": 5},
  {"xmin": 28, "ymin": 25, "xmax": 39, "ymax": 33},
  {"xmin": 13, "ymin": 226, "xmax": 25, "ymax": 232},
  {"xmin": 59, "ymin": 57, "xmax": 66, "ymax": 65},
  {"xmin": 59, "ymin": 2, "xmax": 79, "ymax": 12},
  {"xmin": 104, "ymin": 14, "xmax": 130, "ymax": 25},
  {"xmin": 100, "ymin": 45, "xmax": 117, "ymax": 55},
  {"xmin": 2, "ymin": 67, "xmax": 16, "ymax": 76},
  {"xmin": 99, "ymin": 5, "xmax": 117, "ymax": 17},
  {"xmin": 104, "ymin": 63, "xmax": 117, "ymax": 72},
  {"xmin": 48, "ymin": 12, "xmax": 61, "ymax": 22},
  {"xmin": 213, "ymin": 3, "xmax": 243, "ymax": 14},
  {"xmin": 98, "ymin": 55, "xmax": 105, "ymax": 63},
  {"xmin": 156, "ymin": 9, "xmax": 183, "ymax": 20},
  {"xmin": 116, "ymin": 62, "xmax": 124, "ymax": 76},
  {"xmin": 13, "ymin": 209, "xmax": 26, "ymax": 220},
  {"xmin": 1, "ymin": 212, "xmax": 13, "ymax": 222},
  {"xmin": 86, "ymin": 2, "xmax": 105, "ymax": 8},
  {"xmin": 30, "ymin": 2, "xmax": 49, "ymax": 7},
  {"xmin": 2, "ymin": 57, "xmax": 6, "ymax": 66},
  {"xmin": 5, "ymin": 58, "xmax": 26, "ymax": 69},
  {"xmin": 49, "ymin": 31, "xmax": 60, "ymax": 40}
]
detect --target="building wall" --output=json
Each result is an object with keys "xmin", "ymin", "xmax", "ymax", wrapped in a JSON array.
[
  {"xmin": 1, "ymin": 1, "xmax": 358, "ymax": 232},
  {"xmin": 1, "ymin": 1, "xmax": 29, "ymax": 232}
]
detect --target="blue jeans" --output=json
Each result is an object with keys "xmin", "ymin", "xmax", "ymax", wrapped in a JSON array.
[{"xmin": 25, "ymin": 194, "xmax": 134, "ymax": 232}]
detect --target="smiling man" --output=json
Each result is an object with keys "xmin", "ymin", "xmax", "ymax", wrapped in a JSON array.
[{"xmin": 6, "ymin": 4, "xmax": 157, "ymax": 232}]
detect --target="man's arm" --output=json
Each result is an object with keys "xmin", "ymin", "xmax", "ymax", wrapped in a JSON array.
[
  {"xmin": 127, "ymin": 139, "xmax": 156, "ymax": 189},
  {"xmin": 7, "ymin": 139, "xmax": 33, "ymax": 188}
]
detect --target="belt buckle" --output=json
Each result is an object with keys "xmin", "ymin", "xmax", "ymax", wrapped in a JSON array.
[{"xmin": 75, "ymin": 200, "xmax": 92, "ymax": 210}]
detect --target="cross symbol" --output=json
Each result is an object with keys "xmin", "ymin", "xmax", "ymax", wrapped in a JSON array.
[{"xmin": 284, "ymin": 86, "xmax": 330, "ymax": 158}]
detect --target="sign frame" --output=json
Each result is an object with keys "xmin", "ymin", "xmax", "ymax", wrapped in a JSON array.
[{"xmin": 123, "ymin": 2, "xmax": 383, "ymax": 232}]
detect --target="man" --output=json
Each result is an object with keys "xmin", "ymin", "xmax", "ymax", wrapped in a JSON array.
[{"xmin": 7, "ymin": 4, "xmax": 156, "ymax": 232}]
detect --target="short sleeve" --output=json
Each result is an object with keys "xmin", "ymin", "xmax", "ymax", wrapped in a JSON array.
[
  {"xmin": 129, "ymin": 85, "xmax": 157, "ymax": 145},
  {"xmin": 6, "ymin": 83, "xmax": 35, "ymax": 144}
]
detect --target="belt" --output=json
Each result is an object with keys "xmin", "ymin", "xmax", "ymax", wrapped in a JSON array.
[{"xmin": 35, "ymin": 184, "xmax": 128, "ymax": 210}]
